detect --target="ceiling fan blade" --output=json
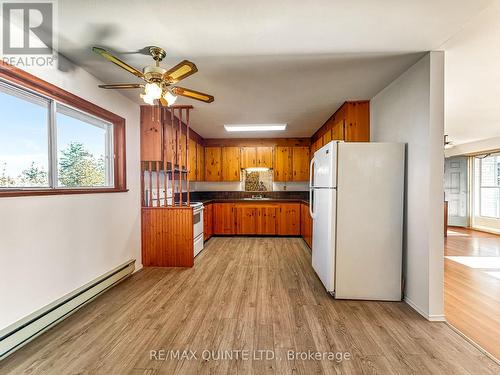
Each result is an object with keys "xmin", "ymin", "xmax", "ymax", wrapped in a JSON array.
[
  {"xmin": 159, "ymin": 97, "xmax": 169, "ymax": 107},
  {"xmin": 92, "ymin": 47, "xmax": 144, "ymax": 78},
  {"xmin": 163, "ymin": 60, "xmax": 198, "ymax": 83},
  {"xmin": 171, "ymin": 86, "xmax": 214, "ymax": 103},
  {"xmin": 98, "ymin": 83, "xmax": 144, "ymax": 89}
]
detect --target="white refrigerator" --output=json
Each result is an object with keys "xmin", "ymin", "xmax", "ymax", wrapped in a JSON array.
[{"xmin": 309, "ymin": 141, "xmax": 405, "ymax": 301}]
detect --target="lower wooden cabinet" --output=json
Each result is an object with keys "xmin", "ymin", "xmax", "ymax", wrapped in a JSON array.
[
  {"xmin": 300, "ymin": 203, "xmax": 312, "ymax": 248},
  {"xmin": 210, "ymin": 202, "xmax": 301, "ymax": 236},
  {"xmin": 212, "ymin": 203, "xmax": 235, "ymax": 234},
  {"xmin": 277, "ymin": 203, "xmax": 301, "ymax": 235},
  {"xmin": 204, "ymin": 203, "xmax": 213, "ymax": 240}
]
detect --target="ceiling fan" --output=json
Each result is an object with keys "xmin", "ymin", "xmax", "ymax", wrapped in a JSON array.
[{"xmin": 92, "ymin": 46, "xmax": 214, "ymax": 106}]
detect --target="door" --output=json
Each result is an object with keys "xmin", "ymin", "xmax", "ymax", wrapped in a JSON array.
[
  {"xmin": 240, "ymin": 147, "xmax": 257, "ymax": 168},
  {"xmin": 258, "ymin": 207, "xmax": 277, "ymax": 234},
  {"xmin": 277, "ymin": 203, "xmax": 301, "ymax": 235},
  {"xmin": 205, "ymin": 147, "xmax": 222, "ymax": 181},
  {"xmin": 292, "ymin": 147, "xmax": 310, "ymax": 181},
  {"xmin": 311, "ymin": 188, "xmax": 336, "ymax": 292},
  {"xmin": 444, "ymin": 157, "xmax": 469, "ymax": 227},
  {"xmin": 257, "ymin": 147, "xmax": 273, "ymax": 168},
  {"xmin": 310, "ymin": 142, "xmax": 336, "ymax": 188},
  {"xmin": 188, "ymin": 138, "xmax": 197, "ymax": 180},
  {"xmin": 213, "ymin": 203, "xmax": 235, "ymax": 234},
  {"xmin": 274, "ymin": 147, "xmax": 291, "ymax": 182},
  {"xmin": 222, "ymin": 147, "xmax": 241, "ymax": 181}
]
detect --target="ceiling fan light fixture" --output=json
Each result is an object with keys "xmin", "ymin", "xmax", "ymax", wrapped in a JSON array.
[
  {"xmin": 164, "ymin": 90, "xmax": 178, "ymax": 106},
  {"xmin": 144, "ymin": 82, "xmax": 162, "ymax": 99}
]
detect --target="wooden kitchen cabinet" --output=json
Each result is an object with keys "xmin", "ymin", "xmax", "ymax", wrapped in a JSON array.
[
  {"xmin": 222, "ymin": 147, "xmax": 241, "ymax": 181},
  {"xmin": 332, "ymin": 119, "xmax": 345, "ymax": 141},
  {"xmin": 277, "ymin": 203, "xmax": 301, "ymax": 235},
  {"xmin": 140, "ymin": 106, "xmax": 162, "ymax": 161},
  {"xmin": 188, "ymin": 138, "xmax": 197, "ymax": 180},
  {"xmin": 310, "ymin": 139, "xmax": 322, "ymax": 160},
  {"xmin": 274, "ymin": 146, "xmax": 292, "ymax": 182},
  {"xmin": 213, "ymin": 203, "xmax": 235, "ymax": 234},
  {"xmin": 292, "ymin": 147, "xmax": 310, "ymax": 181},
  {"xmin": 205, "ymin": 147, "xmax": 222, "ymax": 181},
  {"xmin": 196, "ymin": 143, "xmax": 205, "ymax": 181},
  {"xmin": 204, "ymin": 203, "xmax": 213, "ymax": 241},
  {"xmin": 300, "ymin": 203, "xmax": 312, "ymax": 248},
  {"xmin": 240, "ymin": 147, "xmax": 273, "ymax": 168},
  {"xmin": 322, "ymin": 130, "xmax": 332, "ymax": 145},
  {"xmin": 235, "ymin": 206, "xmax": 258, "ymax": 234},
  {"xmin": 179, "ymin": 133, "xmax": 187, "ymax": 168},
  {"xmin": 258, "ymin": 207, "xmax": 277, "ymax": 234},
  {"xmin": 256, "ymin": 147, "xmax": 273, "ymax": 168},
  {"xmin": 240, "ymin": 147, "xmax": 257, "ymax": 168}
]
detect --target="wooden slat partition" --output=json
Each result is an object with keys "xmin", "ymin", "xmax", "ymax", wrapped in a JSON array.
[{"xmin": 141, "ymin": 207, "xmax": 194, "ymax": 267}]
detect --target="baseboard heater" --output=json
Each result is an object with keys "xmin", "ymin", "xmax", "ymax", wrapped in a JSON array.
[{"xmin": 0, "ymin": 259, "xmax": 136, "ymax": 361}]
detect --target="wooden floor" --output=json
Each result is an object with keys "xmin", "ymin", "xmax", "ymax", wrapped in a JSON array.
[
  {"xmin": 2, "ymin": 237, "xmax": 499, "ymax": 375},
  {"xmin": 445, "ymin": 227, "xmax": 500, "ymax": 361}
]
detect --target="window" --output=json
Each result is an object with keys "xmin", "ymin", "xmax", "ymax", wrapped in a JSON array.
[
  {"xmin": 0, "ymin": 64, "xmax": 126, "ymax": 197},
  {"xmin": 474, "ymin": 154, "xmax": 500, "ymax": 219}
]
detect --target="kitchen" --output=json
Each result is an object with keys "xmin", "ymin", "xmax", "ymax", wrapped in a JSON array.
[{"xmin": 140, "ymin": 100, "xmax": 403, "ymax": 301}]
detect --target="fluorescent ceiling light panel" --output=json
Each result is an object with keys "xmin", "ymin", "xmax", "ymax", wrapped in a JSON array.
[{"xmin": 224, "ymin": 124, "xmax": 287, "ymax": 132}]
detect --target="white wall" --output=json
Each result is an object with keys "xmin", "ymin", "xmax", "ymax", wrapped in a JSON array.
[
  {"xmin": 370, "ymin": 52, "xmax": 445, "ymax": 321},
  {"xmin": 0, "ymin": 65, "xmax": 141, "ymax": 330}
]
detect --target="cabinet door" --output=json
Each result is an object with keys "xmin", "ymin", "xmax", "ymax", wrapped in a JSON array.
[
  {"xmin": 179, "ymin": 133, "xmax": 187, "ymax": 168},
  {"xmin": 240, "ymin": 147, "xmax": 257, "ymax": 168},
  {"xmin": 277, "ymin": 203, "xmax": 301, "ymax": 235},
  {"xmin": 258, "ymin": 207, "xmax": 277, "ymax": 235},
  {"xmin": 310, "ymin": 139, "xmax": 322, "ymax": 160},
  {"xmin": 300, "ymin": 203, "xmax": 312, "ymax": 248},
  {"xmin": 235, "ymin": 206, "xmax": 258, "ymax": 234},
  {"xmin": 274, "ymin": 147, "xmax": 291, "ymax": 182},
  {"xmin": 222, "ymin": 147, "xmax": 241, "ymax": 181},
  {"xmin": 205, "ymin": 147, "xmax": 222, "ymax": 181},
  {"xmin": 322, "ymin": 130, "xmax": 332, "ymax": 145},
  {"xmin": 332, "ymin": 120, "xmax": 345, "ymax": 141},
  {"xmin": 204, "ymin": 204, "xmax": 213, "ymax": 241},
  {"xmin": 257, "ymin": 147, "xmax": 273, "ymax": 168},
  {"xmin": 292, "ymin": 147, "xmax": 310, "ymax": 181},
  {"xmin": 213, "ymin": 203, "xmax": 235, "ymax": 234},
  {"xmin": 140, "ymin": 106, "xmax": 162, "ymax": 161},
  {"xmin": 196, "ymin": 143, "xmax": 205, "ymax": 181},
  {"xmin": 344, "ymin": 101, "xmax": 370, "ymax": 142},
  {"xmin": 188, "ymin": 138, "xmax": 197, "ymax": 180}
]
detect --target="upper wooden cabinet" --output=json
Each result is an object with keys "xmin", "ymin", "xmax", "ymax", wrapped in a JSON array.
[
  {"xmin": 240, "ymin": 147, "xmax": 256, "ymax": 168},
  {"xmin": 196, "ymin": 143, "xmax": 205, "ymax": 181},
  {"xmin": 140, "ymin": 106, "xmax": 162, "ymax": 161},
  {"xmin": 332, "ymin": 119, "xmax": 345, "ymax": 141},
  {"xmin": 188, "ymin": 138, "xmax": 197, "ymax": 180},
  {"xmin": 240, "ymin": 147, "xmax": 273, "ymax": 168},
  {"xmin": 311, "ymin": 101, "xmax": 369, "ymax": 147},
  {"xmin": 205, "ymin": 147, "xmax": 222, "ymax": 181},
  {"xmin": 274, "ymin": 146, "xmax": 292, "ymax": 182},
  {"xmin": 292, "ymin": 147, "xmax": 310, "ymax": 181},
  {"xmin": 256, "ymin": 147, "xmax": 273, "ymax": 168},
  {"xmin": 222, "ymin": 147, "xmax": 241, "ymax": 181}
]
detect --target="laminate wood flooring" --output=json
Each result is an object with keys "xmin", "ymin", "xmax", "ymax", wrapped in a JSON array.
[
  {"xmin": 445, "ymin": 227, "xmax": 500, "ymax": 361},
  {"xmin": 1, "ymin": 237, "xmax": 498, "ymax": 374}
]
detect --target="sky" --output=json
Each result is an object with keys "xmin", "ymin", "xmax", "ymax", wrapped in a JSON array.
[{"xmin": 0, "ymin": 90, "xmax": 106, "ymax": 180}]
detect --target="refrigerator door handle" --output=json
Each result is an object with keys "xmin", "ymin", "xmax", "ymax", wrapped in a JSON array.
[
  {"xmin": 309, "ymin": 157, "xmax": 316, "ymax": 188},
  {"xmin": 309, "ymin": 188, "xmax": 316, "ymax": 219}
]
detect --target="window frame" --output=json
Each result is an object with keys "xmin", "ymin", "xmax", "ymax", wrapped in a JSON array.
[
  {"xmin": 0, "ymin": 62, "xmax": 127, "ymax": 197},
  {"xmin": 475, "ymin": 153, "xmax": 500, "ymax": 219}
]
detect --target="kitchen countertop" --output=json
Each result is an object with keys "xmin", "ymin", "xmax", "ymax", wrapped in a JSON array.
[{"xmin": 197, "ymin": 198, "xmax": 310, "ymax": 205}]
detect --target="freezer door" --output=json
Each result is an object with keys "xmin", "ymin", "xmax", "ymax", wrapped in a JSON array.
[
  {"xmin": 311, "ymin": 187, "xmax": 336, "ymax": 293},
  {"xmin": 334, "ymin": 142, "xmax": 404, "ymax": 301},
  {"xmin": 312, "ymin": 141, "xmax": 337, "ymax": 188}
]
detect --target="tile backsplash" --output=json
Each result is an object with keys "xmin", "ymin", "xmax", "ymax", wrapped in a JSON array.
[{"xmin": 243, "ymin": 169, "xmax": 273, "ymax": 192}]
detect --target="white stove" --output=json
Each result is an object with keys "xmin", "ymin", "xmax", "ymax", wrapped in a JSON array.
[{"xmin": 192, "ymin": 202, "xmax": 204, "ymax": 257}]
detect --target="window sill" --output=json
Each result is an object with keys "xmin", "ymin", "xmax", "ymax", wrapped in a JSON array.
[{"xmin": 0, "ymin": 188, "xmax": 129, "ymax": 198}]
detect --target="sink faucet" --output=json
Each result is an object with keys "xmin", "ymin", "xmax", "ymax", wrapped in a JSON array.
[{"xmin": 251, "ymin": 194, "xmax": 263, "ymax": 199}]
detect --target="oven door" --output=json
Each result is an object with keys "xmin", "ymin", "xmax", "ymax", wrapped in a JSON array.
[{"xmin": 193, "ymin": 206, "xmax": 204, "ymax": 239}]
